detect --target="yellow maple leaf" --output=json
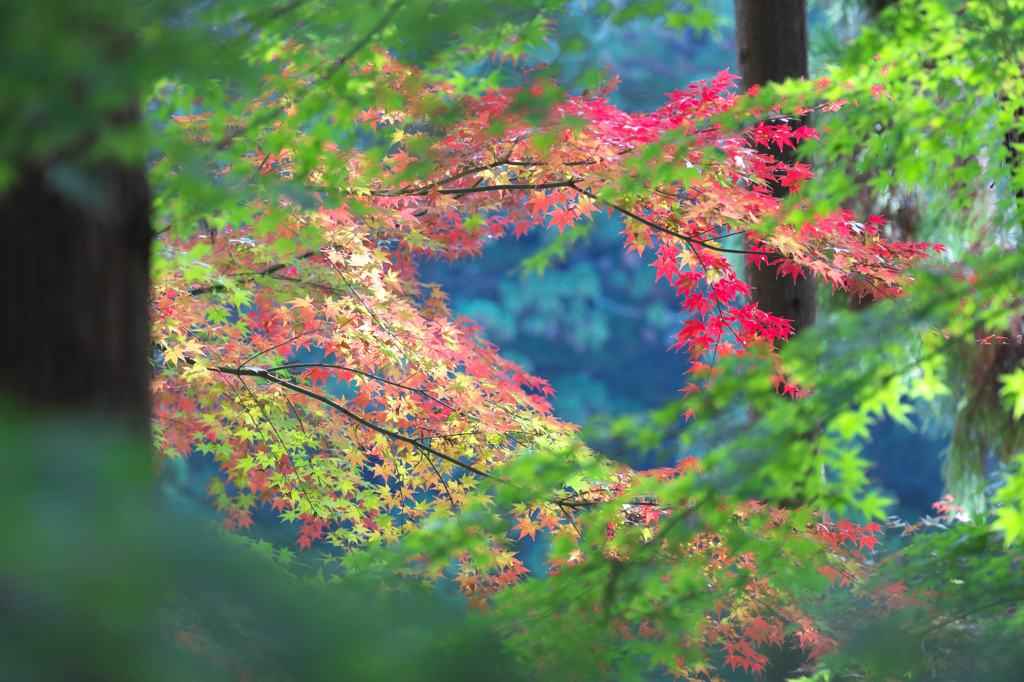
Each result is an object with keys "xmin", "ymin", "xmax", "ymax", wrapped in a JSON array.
[{"xmin": 768, "ymin": 230, "xmax": 807, "ymax": 257}]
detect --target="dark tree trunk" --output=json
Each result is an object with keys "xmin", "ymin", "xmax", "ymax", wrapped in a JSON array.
[
  {"xmin": 734, "ymin": 3, "xmax": 816, "ymax": 681},
  {"xmin": 734, "ymin": 0, "xmax": 817, "ymax": 337},
  {"xmin": 0, "ymin": 159, "xmax": 152, "ymax": 437},
  {"xmin": 734, "ymin": 0, "xmax": 808, "ymax": 97},
  {"xmin": 870, "ymin": 0, "xmax": 899, "ymax": 18}
]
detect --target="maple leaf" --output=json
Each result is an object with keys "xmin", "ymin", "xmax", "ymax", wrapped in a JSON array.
[
  {"xmin": 525, "ymin": 191, "xmax": 552, "ymax": 217},
  {"xmin": 574, "ymin": 197, "xmax": 597, "ymax": 220},
  {"xmin": 651, "ymin": 244, "xmax": 681, "ymax": 282},
  {"xmin": 637, "ymin": 620, "xmax": 660, "ymax": 640},
  {"xmin": 513, "ymin": 515, "xmax": 539, "ymax": 541},
  {"xmin": 549, "ymin": 206, "xmax": 576, "ymax": 234}
]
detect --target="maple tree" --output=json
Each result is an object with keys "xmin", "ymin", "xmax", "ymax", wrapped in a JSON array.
[{"xmin": 148, "ymin": 32, "xmax": 942, "ymax": 676}]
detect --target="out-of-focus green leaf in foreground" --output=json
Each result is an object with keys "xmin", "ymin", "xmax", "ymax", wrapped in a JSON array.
[{"xmin": 0, "ymin": 409, "xmax": 530, "ymax": 682}]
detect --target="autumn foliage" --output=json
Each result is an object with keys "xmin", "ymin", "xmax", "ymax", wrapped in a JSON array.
[{"xmin": 151, "ymin": 47, "xmax": 940, "ymax": 678}]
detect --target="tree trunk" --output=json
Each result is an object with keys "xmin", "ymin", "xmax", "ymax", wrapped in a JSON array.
[
  {"xmin": 734, "ymin": 3, "xmax": 815, "ymax": 680},
  {"xmin": 0, "ymin": 159, "xmax": 152, "ymax": 437},
  {"xmin": 734, "ymin": 0, "xmax": 817, "ymax": 337}
]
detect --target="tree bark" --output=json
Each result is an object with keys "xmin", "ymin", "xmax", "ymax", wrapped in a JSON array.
[
  {"xmin": 734, "ymin": 0, "xmax": 818, "ymax": 336},
  {"xmin": 734, "ymin": 0, "xmax": 808, "ymax": 97},
  {"xmin": 0, "ymin": 159, "xmax": 152, "ymax": 437}
]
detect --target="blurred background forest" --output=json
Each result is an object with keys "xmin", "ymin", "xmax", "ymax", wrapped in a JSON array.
[{"xmin": 160, "ymin": 0, "xmax": 947, "ymax": 545}]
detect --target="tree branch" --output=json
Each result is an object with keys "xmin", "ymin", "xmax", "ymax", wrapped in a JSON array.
[
  {"xmin": 208, "ymin": 363, "xmax": 496, "ymax": 480},
  {"xmin": 189, "ymin": 250, "xmax": 318, "ymax": 296},
  {"xmin": 567, "ymin": 183, "xmax": 765, "ymax": 257},
  {"xmin": 314, "ymin": 178, "xmax": 580, "ymax": 198},
  {"xmin": 265, "ymin": 362, "xmax": 460, "ymax": 413}
]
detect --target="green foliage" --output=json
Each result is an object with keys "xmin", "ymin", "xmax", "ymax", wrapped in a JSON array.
[
  {"xmin": 0, "ymin": 411, "xmax": 535, "ymax": 682},
  {"xmin": 797, "ymin": 0, "xmax": 1024, "ymax": 512},
  {"xmin": 810, "ymin": 520, "xmax": 1024, "ymax": 682},
  {"xmin": 808, "ymin": 0, "xmax": 1023, "ymax": 241}
]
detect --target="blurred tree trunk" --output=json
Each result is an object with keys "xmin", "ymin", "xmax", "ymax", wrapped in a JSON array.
[
  {"xmin": 0, "ymin": 155, "xmax": 152, "ymax": 437},
  {"xmin": 871, "ymin": 0, "xmax": 898, "ymax": 15},
  {"xmin": 0, "ymin": 1, "xmax": 153, "ymax": 438},
  {"xmin": 734, "ymin": 0, "xmax": 817, "ymax": 336}
]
